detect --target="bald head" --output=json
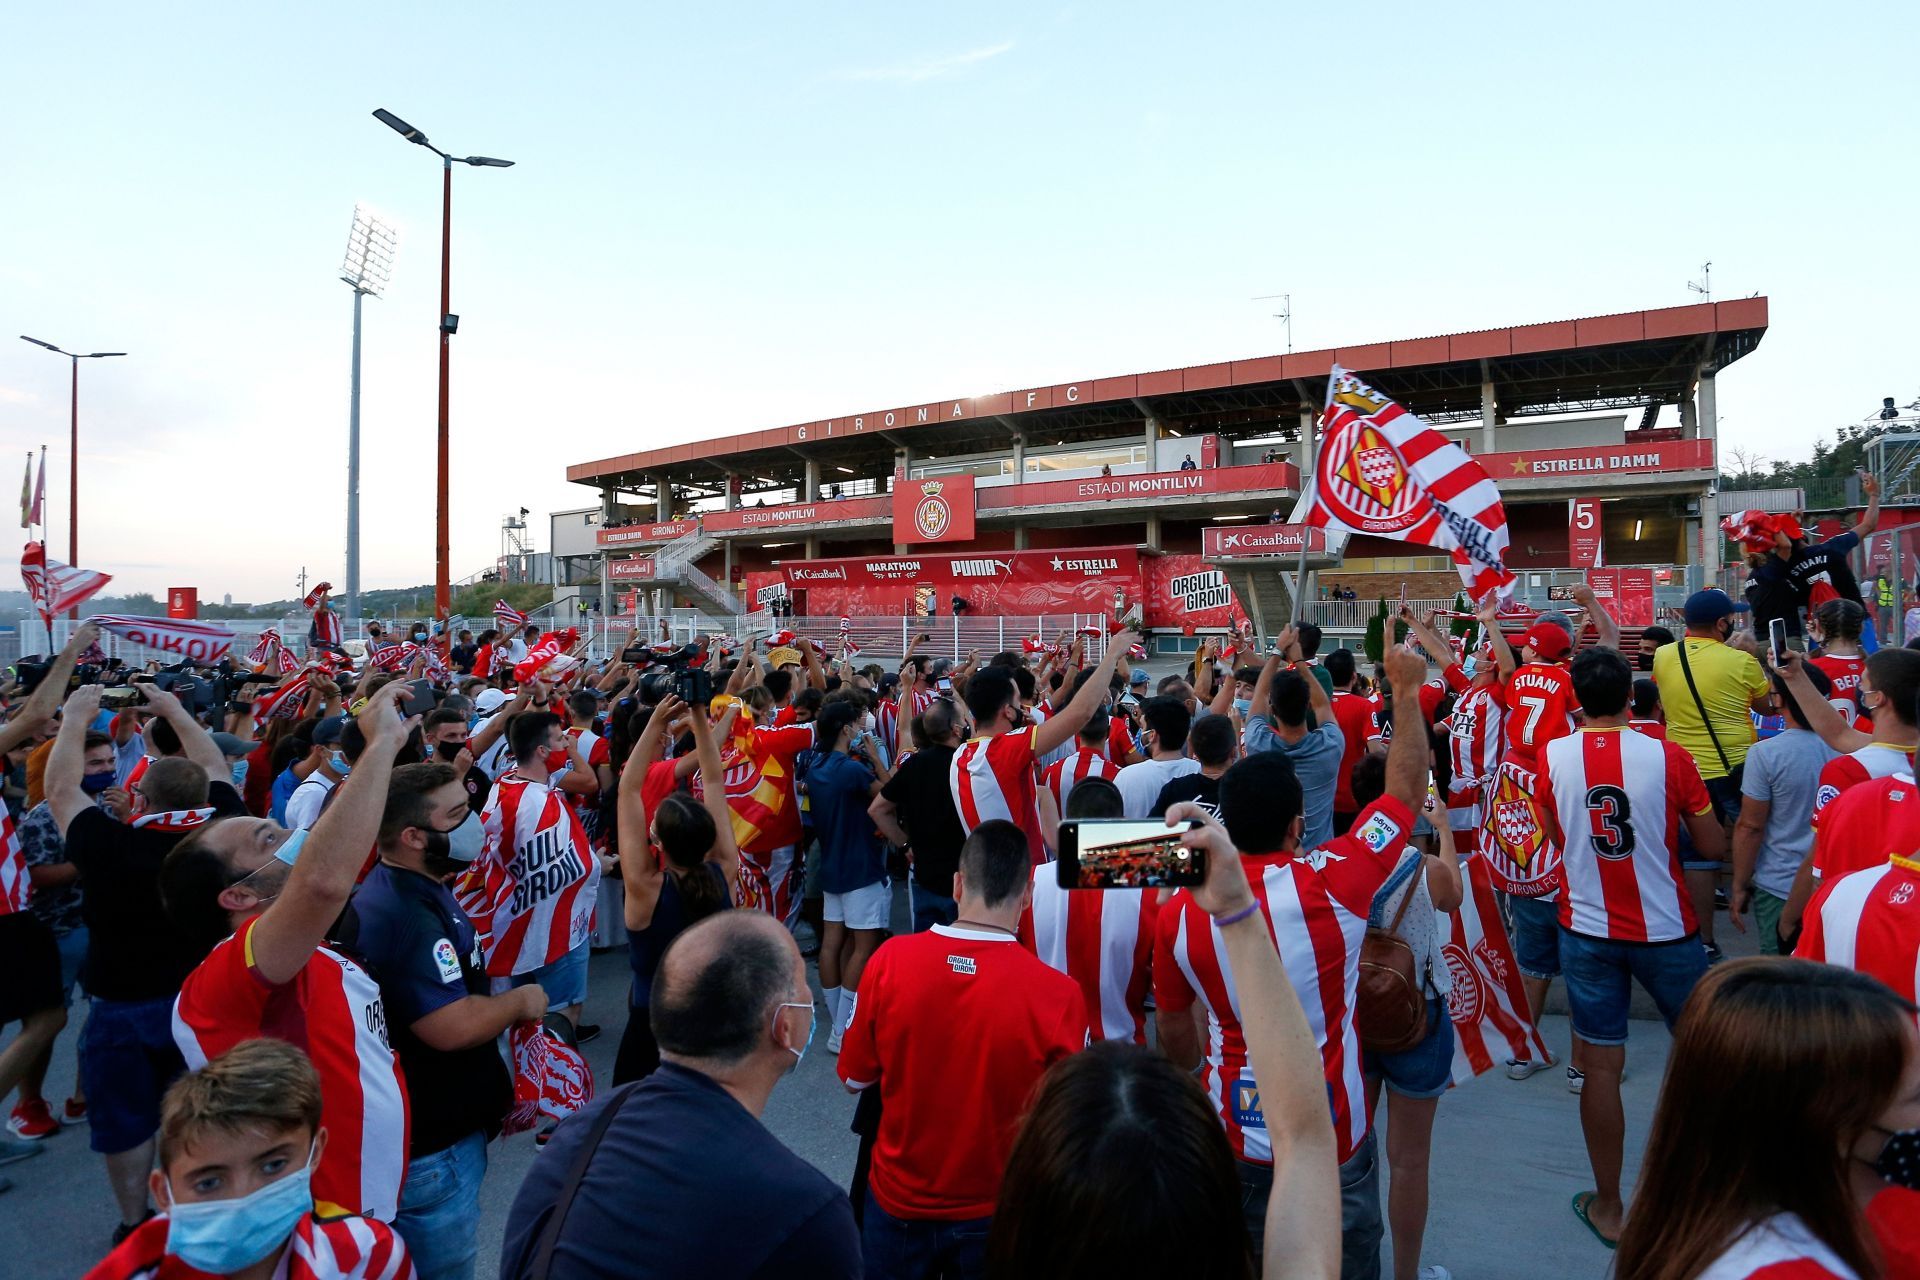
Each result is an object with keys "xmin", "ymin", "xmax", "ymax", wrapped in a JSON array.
[{"xmin": 651, "ymin": 912, "xmax": 801, "ymax": 1065}]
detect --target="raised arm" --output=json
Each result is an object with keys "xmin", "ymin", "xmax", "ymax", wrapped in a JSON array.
[
  {"xmin": 249, "ymin": 684, "xmax": 411, "ymax": 986},
  {"xmin": 1285, "ymin": 628, "xmax": 1335, "ymax": 728},
  {"xmin": 0, "ymin": 623, "xmax": 98, "ymax": 758},
  {"xmin": 1478, "ymin": 599, "xmax": 1517, "ymax": 681},
  {"xmin": 137, "ymin": 682, "xmax": 229, "ymax": 782},
  {"xmin": 469, "ymin": 683, "xmax": 534, "ymax": 758},
  {"xmin": 1398, "ymin": 608, "xmax": 1452, "ymax": 667},
  {"xmin": 1851, "ymin": 472, "xmax": 1881, "ymax": 541},
  {"xmin": 47, "ymin": 684, "xmax": 106, "ymax": 833},
  {"xmin": 689, "ymin": 697, "xmax": 739, "ymax": 890},
  {"xmin": 1774, "ymin": 651, "xmax": 1870, "ymax": 754},
  {"xmin": 619, "ymin": 695, "xmax": 681, "ymax": 930},
  {"xmin": 1034, "ymin": 630, "xmax": 1137, "ymax": 756},
  {"xmin": 1382, "ymin": 646, "xmax": 1433, "ymax": 813}
]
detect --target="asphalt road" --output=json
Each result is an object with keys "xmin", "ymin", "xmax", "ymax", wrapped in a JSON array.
[{"xmin": 1, "ymin": 880, "xmax": 1697, "ymax": 1279}]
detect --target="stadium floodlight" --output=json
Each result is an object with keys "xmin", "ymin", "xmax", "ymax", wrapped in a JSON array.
[
  {"xmin": 340, "ymin": 206, "xmax": 402, "ymax": 629},
  {"xmin": 370, "ymin": 108, "xmax": 516, "ymax": 621},
  {"xmin": 18, "ymin": 335, "xmax": 126, "ymax": 606}
]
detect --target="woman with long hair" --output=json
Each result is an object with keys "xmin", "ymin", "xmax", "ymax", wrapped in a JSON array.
[
  {"xmin": 1809, "ymin": 598, "xmax": 1871, "ymax": 724},
  {"xmin": 1615, "ymin": 958, "xmax": 1920, "ymax": 1280},
  {"xmin": 988, "ymin": 806, "xmax": 1340, "ymax": 1279},
  {"xmin": 611, "ymin": 693, "xmax": 741, "ymax": 1084}
]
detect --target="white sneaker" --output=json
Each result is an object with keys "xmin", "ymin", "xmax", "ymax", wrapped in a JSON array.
[
  {"xmin": 826, "ymin": 1025, "xmax": 844, "ymax": 1055},
  {"xmin": 1567, "ymin": 1066, "xmax": 1585, "ymax": 1094},
  {"xmin": 1417, "ymin": 1267, "xmax": 1453, "ymax": 1280},
  {"xmin": 1506, "ymin": 1055, "xmax": 1554, "ymax": 1081}
]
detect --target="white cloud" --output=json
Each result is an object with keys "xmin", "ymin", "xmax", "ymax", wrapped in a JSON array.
[
  {"xmin": 0, "ymin": 385, "xmax": 38, "ymax": 406},
  {"xmin": 839, "ymin": 40, "xmax": 1014, "ymax": 84}
]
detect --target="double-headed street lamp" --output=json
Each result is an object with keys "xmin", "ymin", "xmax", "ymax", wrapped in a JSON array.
[
  {"xmin": 18, "ymin": 336, "xmax": 125, "ymax": 612},
  {"xmin": 371, "ymin": 108, "xmax": 513, "ymax": 621}
]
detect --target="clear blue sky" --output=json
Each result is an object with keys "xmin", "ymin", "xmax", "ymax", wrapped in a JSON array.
[{"xmin": 3, "ymin": 2, "xmax": 1914, "ymax": 600}]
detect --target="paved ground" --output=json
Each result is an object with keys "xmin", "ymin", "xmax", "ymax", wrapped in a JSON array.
[{"xmin": 1, "ymin": 881, "xmax": 1723, "ymax": 1278}]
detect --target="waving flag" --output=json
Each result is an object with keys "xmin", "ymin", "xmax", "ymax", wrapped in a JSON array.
[
  {"xmin": 20, "ymin": 542, "xmax": 112, "ymax": 620},
  {"xmin": 1440, "ymin": 854, "xmax": 1551, "ymax": 1082},
  {"xmin": 1293, "ymin": 367, "xmax": 1515, "ymax": 601},
  {"xmin": 1721, "ymin": 508, "xmax": 1796, "ymax": 554},
  {"xmin": 17, "ymin": 456, "xmax": 29, "ymax": 529},
  {"xmin": 513, "ymin": 628, "xmax": 579, "ymax": 685},
  {"xmin": 494, "ymin": 599, "xmax": 528, "ymax": 631},
  {"xmin": 92, "ymin": 615, "xmax": 237, "ymax": 665},
  {"xmin": 504, "ymin": 1022, "xmax": 595, "ymax": 1136},
  {"xmin": 252, "ymin": 674, "xmax": 311, "ymax": 729},
  {"xmin": 245, "ymin": 627, "xmax": 284, "ymax": 669}
]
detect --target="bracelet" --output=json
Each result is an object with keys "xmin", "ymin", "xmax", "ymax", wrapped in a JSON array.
[{"xmin": 1212, "ymin": 901, "xmax": 1261, "ymax": 929}]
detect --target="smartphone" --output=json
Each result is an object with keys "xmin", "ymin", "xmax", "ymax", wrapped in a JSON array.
[
  {"xmin": 1768, "ymin": 617, "xmax": 1788, "ymax": 664},
  {"xmin": 1057, "ymin": 819, "xmax": 1206, "ymax": 890},
  {"xmin": 400, "ymin": 679, "xmax": 436, "ymax": 719},
  {"xmin": 101, "ymin": 686, "xmax": 141, "ymax": 709},
  {"xmin": 936, "ymin": 677, "xmax": 953, "ymax": 692}
]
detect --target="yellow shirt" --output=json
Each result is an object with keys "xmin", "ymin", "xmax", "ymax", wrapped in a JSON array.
[{"xmin": 1650, "ymin": 637, "xmax": 1770, "ymax": 779}]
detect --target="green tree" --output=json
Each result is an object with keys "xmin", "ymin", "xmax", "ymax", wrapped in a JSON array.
[{"xmin": 1363, "ymin": 597, "xmax": 1389, "ymax": 662}]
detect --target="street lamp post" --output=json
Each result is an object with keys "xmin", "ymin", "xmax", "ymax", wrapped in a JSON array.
[
  {"xmin": 18, "ymin": 336, "xmax": 125, "ymax": 616},
  {"xmin": 371, "ymin": 108, "xmax": 513, "ymax": 621},
  {"xmin": 339, "ymin": 206, "xmax": 399, "ymax": 630}
]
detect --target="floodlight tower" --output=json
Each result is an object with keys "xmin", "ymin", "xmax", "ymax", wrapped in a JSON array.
[
  {"xmin": 370, "ymin": 108, "xmax": 515, "ymax": 621},
  {"xmin": 340, "ymin": 205, "xmax": 399, "ymax": 628}
]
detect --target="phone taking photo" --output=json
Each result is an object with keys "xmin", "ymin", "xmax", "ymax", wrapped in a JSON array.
[
  {"xmin": 1057, "ymin": 819, "xmax": 1205, "ymax": 890},
  {"xmin": 1768, "ymin": 617, "xmax": 1788, "ymax": 665}
]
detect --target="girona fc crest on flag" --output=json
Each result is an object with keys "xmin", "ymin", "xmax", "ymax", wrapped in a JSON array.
[
  {"xmin": 1330, "ymin": 421, "xmax": 1415, "ymax": 526},
  {"xmin": 1481, "ymin": 760, "xmax": 1561, "ymax": 896}
]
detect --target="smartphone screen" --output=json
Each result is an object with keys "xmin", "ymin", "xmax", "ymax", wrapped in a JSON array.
[
  {"xmin": 1057, "ymin": 819, "xmax": 1205, "ymax": 890},
  {"xmin": 1768, "ymin": 617, "xmax": 1788, "ymax": 664},
  {"xmin": 401, "ymin": 679, "xmax": 436, "ymax": 719},
  {"xmin": 936, "ymin": 677, "xmax": 953, "ymax": 692}
]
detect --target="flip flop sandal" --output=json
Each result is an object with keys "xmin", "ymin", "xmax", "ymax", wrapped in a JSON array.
[{"xmin": 1571, "ymin": 1192, "xmax": 1618, "ymax": 1250}]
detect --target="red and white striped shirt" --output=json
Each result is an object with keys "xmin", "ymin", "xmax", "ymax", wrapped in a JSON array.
[
  {"xmin": 1797, "ymin": 854, "xmax": 1920, "ymax": 1018},
  {"xmin": 465, "ymin": 773, "xmax": 601, "ymax": 977},
  {"xmin": 879, "ymin": 688, "xmax": 938, "ymax": 757},
  {"xmin": 85, "ymin": 1210, "xmax": 415, "ymax": 1280},
  {"xmin": 557, "ymin": 726, "xmax": 611, "ymax": 844},
  {"xmin": 171, "ymin": 918, "xmax": 409, "ymax": 1222},
  {"xmin": 1020, "ymin": 866, "xmax": 1158, "ymax": 1044},
  {"xmin": 1538, "ymin": 727, "xmax": 1712, "ymax": 943},
  {"xmin": 1812, "ymin": 774, "xmax": 1920, "ymax": 886},
  {"xmin": 1693, "ymin": 1213, "xmax": 1858, "ymax": 1279},
  {"xmin": 950, "ymin": 727, "xmax": 1044, "ymax": 862},
  {"xmin": 1812, "ymin": 743, "xmax": 1914, "ymax": 826},
  {"xmin": 1445, "ymin": 676, "xmax": 1507, "ymax": 794},
  {"xmin": 0, "ymin": 811, "xmax": 28, "ymax": 916},
  {"xmin": 1041, "ymin": 748, "xmax": 1118, "ymax": 816},
  {"xmin": 1153, "ymin": 796, "xmax": 1414, "ymax": 1166}
]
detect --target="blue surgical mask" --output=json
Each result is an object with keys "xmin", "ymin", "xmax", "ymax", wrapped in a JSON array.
[
  {"xmin": 273, "ymin": 828, "xmax": 310, "ymax": 867},
  {"xmin": 164, "ymin": 1142, "xmax": 314, "ymax": 1273},
  {"xmin": 775, "ymin": 999, "xmax": 816, "ymax": 1072},
  {"xmin": 1232, "ymin": 697, "xmax": 1253, "ymax": 716},
  {"xmin": 80, "ymin": 770, "xmax": 117, "ymax": 795},
  {"xmin": 328, "ymin": 751, "xmax": 350, "ymax": 777},
  {"xmin": 229, "ymin": 760, "xmax": 249, "ymax": 789}
]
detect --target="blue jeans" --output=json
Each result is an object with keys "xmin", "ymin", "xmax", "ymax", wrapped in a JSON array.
[
  {"xmin": 1239, "ymin": 1128, "xmax": 1381, "ymax": 1280},
  {"xmin": 862, "ymin": 1190, "xmax": 990, "ymax": 1280},
  {"xmin": 506, "ymin": 939, "xmax": 590, "ymax": 1009},
  {"xmin": 54, "ymin": 926, "xmax": 88, "ymax": 1003},
  {"xmin": 1559, "ymin": 927, "xmax": 1708, "ymax": 1046},
  {"xmin": 909, "ymin": 882, "xmax": 958, "ymax": 932},
  {"xmin": 393, "ymin": 1130, "xmax": 487, "ymax": 1280},
  {"xmin": 1507, "ymin": 893, "xmax": 1561, "ymax": 980}
]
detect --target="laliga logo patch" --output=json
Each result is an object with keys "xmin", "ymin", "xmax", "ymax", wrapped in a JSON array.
[
  {"xmin": 1356, "ymin": 811, "xmax": 1397, "ymax": 854},
  {"xmin": 913, "ymin": 480, "xmax": 952, "ymax": 540},
  {"xmin": 433, "ymin": 938, "xmax": 462, "ymax": 984}
]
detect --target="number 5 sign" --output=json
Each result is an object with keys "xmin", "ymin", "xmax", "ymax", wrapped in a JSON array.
[{"xmin": 1569, "ymin": 499, "xmax": 1605, "ymax": 570}]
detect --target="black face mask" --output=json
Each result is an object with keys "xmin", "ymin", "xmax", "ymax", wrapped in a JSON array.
[
  {"xmin": 1872, "ymin": 1125, "xmax": 1920, "ymax": 1190},
  {"xmin": 418, "ymin": 826, "xmax": 468, "ymax": 882},
  {"xmin": 1636, "ymin": 651, "xmax": 1655, "ymax": 672},
  {"xmin": 434, "ymin": 741, "xmax": 464, "ymax": 763}
]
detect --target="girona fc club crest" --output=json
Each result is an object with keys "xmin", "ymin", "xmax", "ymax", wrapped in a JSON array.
[
  {"xmin": 1482, "ymin": 762, "xmax": 1561, "ymax": 895},
  {"xmin": 1318, "ymin": 416, "xmax": 1423, "ymax": 535},
  {"xmin": 913, "ymin": 481, "xmax": 952, "ymax": 540},
  {"xmin": 1442, "ymin": 942, "xmax": 1484, "ymax": 1025}
]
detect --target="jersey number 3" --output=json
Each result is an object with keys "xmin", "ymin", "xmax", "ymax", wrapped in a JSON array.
[{"xmin": 1584, "ymin": 785, "xmax": 1635, "ymax": 860}]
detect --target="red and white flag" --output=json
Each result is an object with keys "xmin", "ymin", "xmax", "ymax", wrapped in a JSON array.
[
  {"xmin": 20, "ymin": 542, "xmax": 112, "ymax": 620},
  {"xmin": 252, "ymin": 674, "xmax": 310, "ymax": 728},
  {"xmin": 494, "ymin": 599, "xmax": 529, "ymax": 631},
  {"xmin": 302, "ymin": 581, "xmax": 332, "ymax": 609},
  {"xmin": 1439, "ymin": 854, "xmax": 1550, "ymax": 1083},
  {"xmin": 513, "ymin": 628, "xmax": 579, "ymax": 685},
  {"xmin": 503, "ymin": 1022, "xmax": 595, "ymax": 1136},
  {"xmin": 21, "ymin": 454, "xmax": 45, "ymax": 529},
  {"xmin": 1293, "ymin": 367, "xmax": 1515, "ymax": 601},
  {"xmin": 17, "ymin": 456, "xmax": 30, "ymax": 530},
  {"xmin": 92, "ymin": 615, "xmax": 238, "ymax": 665},
  {"xmin": 245, "ymin": 627, "xmax": 284, "ymax": 668}
]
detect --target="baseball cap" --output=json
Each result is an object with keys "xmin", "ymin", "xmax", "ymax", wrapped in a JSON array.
[
  {"xmin": 474, "ymin": 688, "xmax": 509, "ymax": 713},
  {"xmin": 310, "ymin": 716, "xmax": 346, "ymax": 746},
  {"xmin": 1129, "ymin": 668, "xmax": 1151, "ymax": 687},
  {"xmin": 1683, "ymin": 589, "xmax": 1751, "ymax": 626},
  {"xmin": 1519, "ymin": 622, "xmax": 1573, "ymax": 662},
  {"xmin": 209, "ymin": 732, "xmax": 253, "ymax": 759}
]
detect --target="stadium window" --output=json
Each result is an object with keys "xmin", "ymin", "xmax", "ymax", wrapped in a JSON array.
[{"xmin": 1023, "ymin": 443, "xmax": 1149, "ymax": 474}]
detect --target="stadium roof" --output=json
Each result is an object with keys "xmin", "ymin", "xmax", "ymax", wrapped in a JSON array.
[{"xmin": 568, "ymin": 297, "xmax": 1767, "ymax": 498}]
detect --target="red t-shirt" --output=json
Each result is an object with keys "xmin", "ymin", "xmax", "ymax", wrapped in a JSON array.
[
  {"xmin": 171, "ymin": 918, "xmax": 409, "ymax": 1222},
  {"xmin": 1628, "ymin": 718, "xmax": 1667, "ymax": 741},
  {"xmin": 1329, "ymin": 691, "xmax": 1374, "ymax": 812},
  {"xmin": 1813, "ymin": 745, "xmax": 1914, "ymax": 827},
  {"xmin": 1813, "ymin": 775, "xmax": 1920, "ymax": 885},
  {"xmin": 1868, "ymin": 1187, "xmax": 1920, "ymax": 1280},
  {"xmin": 740, "ymin": 723, "xmax": 814, "ymax": 853},
  {"xmin": 1105, "ymin": 714, "xmax": 1136, "ymax": 767},
  {"xmin": 1504, "ymin": 662, "xmax": 1576, "ymax": 761},
  {"xmin": 837, "ymin": 924, "xmax": 1087, "ymax": 1219},
  {"xmin": 1797, "ymin": 855, "xmax": 1920, "ymax": 1016}
]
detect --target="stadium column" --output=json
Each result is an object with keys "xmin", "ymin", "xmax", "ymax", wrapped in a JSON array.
[
  {"xmin": 1697, "ymin": 372, "xmax": 1720, "ymax": 572},
  {"xmin": 1480, "ymin": 375, "xmax": 1498, "ymax": 452},
  {"xmin": 804, "ymin": 458, "xmax": 820, "ymax": 503},
  {"xmin": 1145, "ymin": 514, "xmax": 1161, "ymax": 551},
  {"xmin": 1014, "ymin": 526, "xmax": 1028, "ymax": 550},
  {"xmin": 723, "ymin": 472, "xmax": 739, "ymax": 512},
  {"xmin": 653, "ymin": 471, "xmax": 672, "ymax": 522},
  {"xmin": 1011, "ymin": 430, "xmax": 1025, "ymax": 476}
]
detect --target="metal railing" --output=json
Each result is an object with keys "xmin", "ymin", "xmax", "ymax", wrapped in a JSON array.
[{"xmin": 724, "ymin": 612, "xmax": 1115, "ymax": 665}]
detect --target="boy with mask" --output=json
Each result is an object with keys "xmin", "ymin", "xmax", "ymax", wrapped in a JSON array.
[
  {"xmin": 336, "ymin": 763, "xmax": 536, "ymax": 1277},
  {"xmin": 85, "ymin": 1038, "xmax": 414, "ymax": 1279}
]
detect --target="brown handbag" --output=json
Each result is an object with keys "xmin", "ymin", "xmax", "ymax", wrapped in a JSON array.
[{"xmin": 1356, "ymin": 868, "xmax": 1430, "ymax": 1055}]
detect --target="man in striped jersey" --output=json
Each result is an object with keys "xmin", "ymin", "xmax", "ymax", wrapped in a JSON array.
[
  {"xmin": 950, "ymin": 631, "xmax": 1136, "ymax": 864},
  {"xmin": 1796, "ymin": 850, "xmax": 1920, "ymax": 1020},
  {"xmin": 1039, "ymin": 702, "xmax": 1119, "ymax": 818},
  {"xmin": 163, "ymin": 684, "xmax": 413, "ymax": 1224},
  {"xmin": 1155, "ymin": 644, "xmax": 1432, "ymax": 1276},
  {"xmin": 1535, "ymin": 646, "xmax": 1721, "ymax": 1248}
]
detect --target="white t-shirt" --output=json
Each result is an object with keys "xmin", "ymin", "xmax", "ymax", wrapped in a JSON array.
[
  {"xmin": 284, "ymin": 773, "xmax": 339, "ymax": 831},
  {"xmin": 1114, "ymin": 756, "xmax": 1201, "ymax": 819}
]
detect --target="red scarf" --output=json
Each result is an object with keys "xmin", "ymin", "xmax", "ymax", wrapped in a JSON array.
[{"xmin": 131, "ymin": 806, "xmax": 215, "ymax": 832}]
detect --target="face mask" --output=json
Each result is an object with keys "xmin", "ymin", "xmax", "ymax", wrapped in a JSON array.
[
  {"xmin": 80, "ymin": 770, "xmax": 117, "ymax": 795},
  {"xmin": 229, "ymin": 761, "xmax": 249, "ymax": 789},
  {"xmin": 1636, "ymin": 651, "xmax": 1654, "ymax": 672},
  {"xmin": 164, "ymin": 1142, "xmax": 314, "ymax": 1273},
  {"xmin": 329, "ymin": 751, "xmax": 350, "ymax": 777},
  {"xmin": 419, "ymin": 811, "xmax": 484, "ymax": 874},
  {"xmin": 774, "ymin": 999, "xmax": 816, "ymax": 1072},
  {"xmin": 411, "ymin": 631, "xmax": 426, "ymax": 642},
  {"xmin": 1873, "ymin": 1125, "xmax": 1920, "ymax": 1190},
  {"xmin": 435, "ymin": 741, "xmax": 464, "ymax": 763},
  {"xmin": 1232, "ymin": 697, "xmax": 1253, "ymax": 716},
  {"xmin": 273, "ymin": 828, "xmax": 310, "ymax": 867}
]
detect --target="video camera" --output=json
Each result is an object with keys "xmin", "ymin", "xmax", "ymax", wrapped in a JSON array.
[
  {"xmin": 9, "ymin": 655, "xmax": 104, "ymax": 698},
  {"xmin": 621, "ymin": 642, "xmax": 712, "ymax": 708}
]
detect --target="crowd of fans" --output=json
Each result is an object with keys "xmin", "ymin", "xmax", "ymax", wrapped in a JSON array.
[{"xmin": 0, "ymin": 551, "xmax": 1917, "ymax": 1279}]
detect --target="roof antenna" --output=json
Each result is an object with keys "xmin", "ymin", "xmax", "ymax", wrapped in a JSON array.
[
  {"xmin": 1252, "ymin": 292, "xmax": 1292, "ymax": 353},
  {"xmin": 1687, "ymin": 262, "xmax": 1712, "ymax": 303}
]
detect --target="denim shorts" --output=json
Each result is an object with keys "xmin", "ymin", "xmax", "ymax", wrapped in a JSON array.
[
  {"xmin": 55, "ymin": 926, "xmax": 88, "ymax": 1004},
  {"xmin": 1507, "ymin": 892, "xmax": 1561, "ymax": 980},
  {"xmin": 503, "ymin": 938, "xmax": 591, "ymax": 1009},
  {"xmin": 1559, "ymin": 926, "xmax": 1709, "ymax": 1047},
  {"xmin": 79, "ymin": 995, "xmax": 186, "ymax": 1154},
  {"xmin": 1364, "ymin": 997, "xmax": 1455, "ymax": 1099},
  {"xmin": 1681, "ymin": 773, "xmax": 1741, "ymax": 871}
]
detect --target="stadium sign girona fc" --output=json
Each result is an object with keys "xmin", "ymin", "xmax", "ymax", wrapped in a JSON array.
[
  {"xmin": 892, "ymin": 472, "xmax": 975, "ymax": 544},
  {"xmin": 1318, "ymin": 412, "xmax": 1423, "ymax": 535}
]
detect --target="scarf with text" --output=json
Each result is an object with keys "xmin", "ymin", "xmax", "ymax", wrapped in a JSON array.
[{"xmin": 92, "ymin": 615, "xmax": 237, "ymax": 665}]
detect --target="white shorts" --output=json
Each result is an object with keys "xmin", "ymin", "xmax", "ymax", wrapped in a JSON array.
[{"xmin": 823, "ymin": 879, "xmax": 891, "ymax": 931}]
